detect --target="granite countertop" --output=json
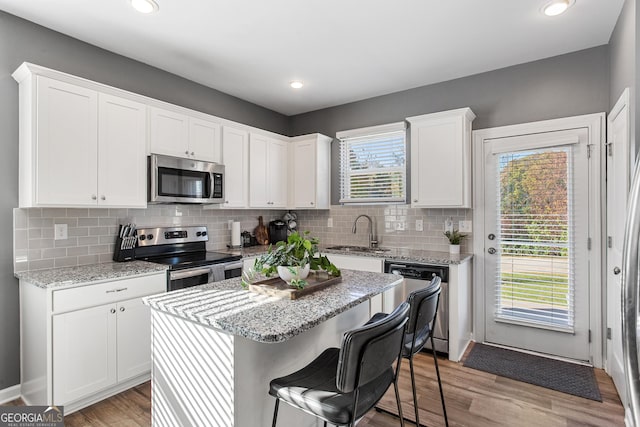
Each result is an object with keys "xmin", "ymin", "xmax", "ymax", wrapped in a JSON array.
[
  {"xmin": 143, "ymin": 269, "xmax": 402, "ymax": 343},
  {"xmin": 15, "ymin": 261, "xmax": 168, "ymax": 289},
  {"xmin": 223, "ymin": 245, "xmax": 472, "ymax": 265}
]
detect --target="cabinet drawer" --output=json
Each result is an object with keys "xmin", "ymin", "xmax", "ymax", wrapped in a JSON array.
[{"xmin": 53, "ymin": 274, "xmax": 166, "ymax": 313}]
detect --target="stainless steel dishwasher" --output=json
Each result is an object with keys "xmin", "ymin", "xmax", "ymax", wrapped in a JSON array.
[{"xmin": 384, "ymin": 260, "xmax": 449, "ymax": 354}]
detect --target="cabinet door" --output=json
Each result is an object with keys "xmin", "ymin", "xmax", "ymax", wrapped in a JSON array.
[
  {"xmin": 222, "ymin": 126, "xmax": 249, "ymax": 208},
  {"xmin": 53, "ymin": 304, "xmax": 117, "ymax": 405},
  {"xmin": 189, "ymin": 117, "xmax": 221, "ymax": 162},
  {"xmin": 268, "ymin": 139, "xmax": 289, "ymax": 208},
  {"xmin": 293, "ymin": 140, "xmax": 316, "ymax": 208},
  {"xmin": 97, "ymin": 94, "xmax": 147, "ymax": 208},
  {"xmin": 36, "ymin": 76, "xmax": 98, "ymax": 206},
  {"xmin": 149, "ymin": 107, "xmax": 189, "ymax": 158},
  {"xmin": 116, "ymin": 298, "xmax": 152, "ymax": 382},
  {"xmin": 249, "ymin": 133, "xmax": 269, "ymax": 207}
]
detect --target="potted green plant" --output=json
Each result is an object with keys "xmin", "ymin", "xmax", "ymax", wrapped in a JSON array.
[
  {"xmin": 444, "ymin": 229, "xmax": 467, "ymax": 254},
  {"xmin": 242, "ymin": 231, "xmax": 340, "ymax": 289}
]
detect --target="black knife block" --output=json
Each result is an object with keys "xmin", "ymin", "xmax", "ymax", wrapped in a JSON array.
[{"xmin": 113, "ymin": 235, "xmax": 137, "ymax": 262}]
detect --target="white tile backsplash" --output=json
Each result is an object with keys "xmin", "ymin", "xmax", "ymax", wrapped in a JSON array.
[{"xmin": 14, "ymin": 203, "xmax": 473, "ymax": 273}]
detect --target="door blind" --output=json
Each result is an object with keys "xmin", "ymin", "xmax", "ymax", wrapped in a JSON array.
[
  {"xmin": 339, "ymin": 130, "xmax": 406, "ymax": 203},
  {"xmin": 495, "ymin": 146, "xmax": 574, "ymax": 330}
]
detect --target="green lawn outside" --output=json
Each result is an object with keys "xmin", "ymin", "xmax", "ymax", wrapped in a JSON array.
[{"xmin": 500, "ymin": 272, "xmax": 569, "ymax": 308}]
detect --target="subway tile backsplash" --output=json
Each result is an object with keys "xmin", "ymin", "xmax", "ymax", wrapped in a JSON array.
[{"xmin": 13, "ymin": 204, "xmax": 472, "ymax": 273}]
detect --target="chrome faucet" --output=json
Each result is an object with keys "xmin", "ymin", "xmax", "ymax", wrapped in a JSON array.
[{"xmin": 352, "ymin": 214, "xmax": 378, "ymax": 249}]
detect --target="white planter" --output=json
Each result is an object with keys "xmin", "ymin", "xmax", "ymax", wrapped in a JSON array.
[
  {"xmin": 449, "ymin": 244, "xmax": 460, "ymax": 254},
  {"xmin": 277, "ymin": 264, "xmax": 310, "ymax": 284}
]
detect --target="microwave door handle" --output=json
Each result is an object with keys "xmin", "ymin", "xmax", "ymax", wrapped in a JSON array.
[{"xmin": 169, "ymin": 268, "xmax": 215, "ymax": 281}]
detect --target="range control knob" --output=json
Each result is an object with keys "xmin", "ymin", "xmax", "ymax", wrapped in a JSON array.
[
  {"xmin": 147, "ymin": 234, "xmax": 154, "ymax": 240},
  {"xmin": 139, "ymin": 235, "xmax": 146, "ymax": 241},
  {"xmin": 201, "ymin": 231, "xmax": 207, "ymax": 237},
  {"xmin": 196, "ymin": 231, "xmax": 202, "ymax": 237}
]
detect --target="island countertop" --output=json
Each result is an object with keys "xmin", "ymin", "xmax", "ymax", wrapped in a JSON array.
[{"xmin": 143, "ymin": 269, "xmax": 402, "ymax": 343}]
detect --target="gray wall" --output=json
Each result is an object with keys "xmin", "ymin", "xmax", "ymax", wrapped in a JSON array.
[
  {"xmin": 609, "ymin": 0, "xmax": 636, "ymax": 156},
  {"xmin": 289, "ymin": 46, "xmax": 611, "ymax": 204},
  {"xmin": 0, "ymin": 10, "xmax": 289, "ymax": 390}
]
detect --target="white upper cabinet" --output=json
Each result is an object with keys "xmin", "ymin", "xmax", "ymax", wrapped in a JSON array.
[
  {"xmin": 149, "ymin": 106, "xmax": 221, "ymax": 162},
  {"xmin": 249, "ymin": 133, "xmax": 289, "ymax": 208},
  {"xmin": 407, "ymin": 108, "xmax": 475, "ymax": 208},
  {"xmin": 98, "ymin": 93, "xmax": 147, "ymax": 207},
  {"xmin": 35, "ymin": 76, "xmax": 99, "ymax": 207},
  {"xmin": 16, "ymin": 71, "xmax": 147, "ymax": 208},
  {"xmin": 221, "ymin": 126, "xmax": 249, "ymax": 208},
  {"xmin": 291, "ymin": 134, "xmax": 332, "ymax": 209},
  {"xmin": 189, "ymin": 117, "xmax": 222, "ymax": 163}
]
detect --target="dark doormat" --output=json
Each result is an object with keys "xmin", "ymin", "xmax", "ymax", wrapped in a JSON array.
[{"xmin": 463, "ymin": 343, "xmax": 602, "ymax": 401}]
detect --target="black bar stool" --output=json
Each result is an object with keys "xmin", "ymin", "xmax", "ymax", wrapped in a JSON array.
[
  {"xmin": 369, "ymin": 276, "xmax": 448, "ymax": 427},
  {"xmin": 269, "ymin": 302, "xmax": 410, "ymax": 427}
]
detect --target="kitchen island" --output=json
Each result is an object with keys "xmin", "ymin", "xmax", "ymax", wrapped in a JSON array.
[{"xmin": 143, "ymin": 269, "xmax": 403, "ymax": 427}]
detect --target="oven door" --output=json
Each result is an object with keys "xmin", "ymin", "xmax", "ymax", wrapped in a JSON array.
[{"xmin": 167, "ymin": 261, "xmax": 243, "ymax": 292}]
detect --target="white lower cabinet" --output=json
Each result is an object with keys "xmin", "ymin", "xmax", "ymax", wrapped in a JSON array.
[
  {"xmin": 53, "ymin": 304, "xmax": 117, "ymax": 405},
  {"xmin": 20, "ymin": 272, "xmax": 165, "ymax": 413}
]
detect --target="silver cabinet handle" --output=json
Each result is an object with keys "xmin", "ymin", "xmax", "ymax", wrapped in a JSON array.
[
  {"xmin": 185, "ymin": 150, "xmax": 189, "ymax": 155},
  {"xmin": 614, "ymin": 266, "xmax": 621, "ymax": 275},
  {"xmin": 413, "ymin": 199, "xmax": 418, "ymax": 203},
  {"xmin": 310, "ymin": 202, "xmax": 314, "ymax": 205},
  {"xmin": 225, "ymin": 200, "xmax": 229, "ymax": 204},
  {"xmin": 91, "ymin": 195, "xmax": 97, "ymax": 200},
  {"xmin": 191, "ymin": 151, "xmax": 195, "ymax": 156},
  {"xmin": 106, "ymin": 288, "xmax": 128, "ymax": 293},
  {"xmin": 110, "ymin": 308, "xmax": 116, "ymax": 314},
  {"xmin": 120, "ymin": 306, "xmax": 125, "ymax": 312},
  {"xmin": 487, "ymin": 247, "xmax": 497, "ymax": 254},
  {"xmin": 101, "ymin": 195, "xmax": 106, "ymax": 201}
]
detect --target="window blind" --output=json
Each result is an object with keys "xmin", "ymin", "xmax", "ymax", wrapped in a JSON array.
[
  {"xmin": 495, "ymin": 146, "xmax": 574, "ymax": 330},
  {"xmin": 338, "ymin": 129, "xmax": 406, "ymax": 204}
]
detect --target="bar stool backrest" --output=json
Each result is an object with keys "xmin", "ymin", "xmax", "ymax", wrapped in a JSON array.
[
  {"xmin": 406, "ymin": 276, "xmax": 442, "ymax": 355},
  {"xmin": 336, "ymin": 302, "xmax": 409, "ymax": 393}
]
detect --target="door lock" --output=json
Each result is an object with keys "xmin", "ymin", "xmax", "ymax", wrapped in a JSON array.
[
  {"xmin": 487, "ymin": 247, "xmax": 497, "ymax": 254},
  {"xmin": 614, "ymin": 267, "xmax": 621, "ymax": 275},
  {"xmin": 488, "ymin": 233, "xmax": 496, "ymax": 240}
]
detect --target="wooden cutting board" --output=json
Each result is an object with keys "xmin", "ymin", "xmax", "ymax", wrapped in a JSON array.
[{"xmin": 254, "ymin": 215, "xmax": 269, "ymax": 245}]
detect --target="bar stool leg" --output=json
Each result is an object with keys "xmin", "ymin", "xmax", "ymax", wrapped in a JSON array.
[
  {"xmin": 393, "ymin": 374, "xmax": 406, "ymax": 427},
  {"xmin": 431, "ymin": 336, "xmax": 449, "ymax": 427},
  {"xmin": 272, "ymin": 398, "xmax": 279, "ymax": 427},
  {"xmin": 409, "ymin": 355, "xmax": 420, "ymax": 427}
]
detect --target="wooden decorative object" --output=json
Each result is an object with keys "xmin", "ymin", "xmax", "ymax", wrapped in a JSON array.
[{"xmin": 254, "ymin": 215, "xmax": 269, "ymax": 245}]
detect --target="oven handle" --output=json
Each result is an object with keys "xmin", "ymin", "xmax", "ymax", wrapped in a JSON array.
[
  {"xmin": 223, "ymin": 261, "xmax": 243, "ymax": 271},
  {"xmin": 169, "ymin": 267, "xmax": 213, "ymax": 281}
]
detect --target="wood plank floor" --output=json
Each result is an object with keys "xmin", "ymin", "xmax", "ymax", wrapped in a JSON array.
[{"xmin": 4, "ymin": 343, "xmax": 625, "ymax": 426}]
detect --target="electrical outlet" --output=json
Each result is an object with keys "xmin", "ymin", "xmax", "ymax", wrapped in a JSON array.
[
  {"xmin": 444, "ymin": 217, "xmax": 454, "ymax": 233},
  {"xmin": 227, "ymin": 220, "xmax": 233, "ymax": 230},
  {"xmin": 327, "ymin": 217, "xmax": 333, "ymax": 228},
  {"xmin": 416, "ymin": 219, "xmax": 424, "ymax": 232},
  {"xmin": 54, "ymin": 223, "xmax": 68, "ymax": 240},
  {"xmin": 459, "ymin": 220, "xmax": 473, "ymax": 233}
]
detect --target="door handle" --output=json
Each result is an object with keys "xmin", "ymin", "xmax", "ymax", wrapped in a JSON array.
[
  {"xmin": 487, "ymin": 247, "xmax": 497, "ymax": 254},
  {"xmin": 614, "ymin": 267, "xmax": 621, "ymax": 275}
]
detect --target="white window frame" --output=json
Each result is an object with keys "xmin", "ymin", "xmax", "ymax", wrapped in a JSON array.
[{"xmin": 337, "ymin": 122, "xmax": 407, "ymax": 204}]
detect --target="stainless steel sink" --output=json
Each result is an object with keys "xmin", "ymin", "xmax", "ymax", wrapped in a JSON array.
[{"xmin": 326, "ymin": 245, "xmax": 390, "ymax": 254}]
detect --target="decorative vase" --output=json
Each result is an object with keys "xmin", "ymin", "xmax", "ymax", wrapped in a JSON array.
[
  {"xmin": 449, "ymin": 244, "xmax": 460, "ymax": 254},
  {"xmin": 277, "ymin": 264, "xmax": 310, "ymax": 284}
]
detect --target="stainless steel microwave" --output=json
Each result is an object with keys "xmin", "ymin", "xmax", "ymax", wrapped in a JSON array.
[{"xmin": 148, "ymin": 154, "xmax": 224, "ymax": 204}]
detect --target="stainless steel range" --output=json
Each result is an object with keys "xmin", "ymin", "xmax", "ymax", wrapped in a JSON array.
[{"xmin": 134, "ymin": 225, "xmax": 242, "ymax": 291}]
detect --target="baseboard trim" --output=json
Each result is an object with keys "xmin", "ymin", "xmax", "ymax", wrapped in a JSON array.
[{"xmin": 0, "ymin": 384, "xmax": 21, "ymax": 405}]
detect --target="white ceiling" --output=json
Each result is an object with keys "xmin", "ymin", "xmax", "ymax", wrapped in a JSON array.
[{"xmin": 0, "ymin": 0, "xmax": 625, "ymax": 116}]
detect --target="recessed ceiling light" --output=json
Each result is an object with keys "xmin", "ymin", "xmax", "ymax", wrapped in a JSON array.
[
  {"xmin": 542, "ymin": 0, "xmax": 574, "ymax": 17},
  {"xmin": 290, "ymin": 81, "xmax": 304, "ymax": 89},
  {"xmin": 130, "ymin": 0, "xmax": 159, "ymax": 14}
]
